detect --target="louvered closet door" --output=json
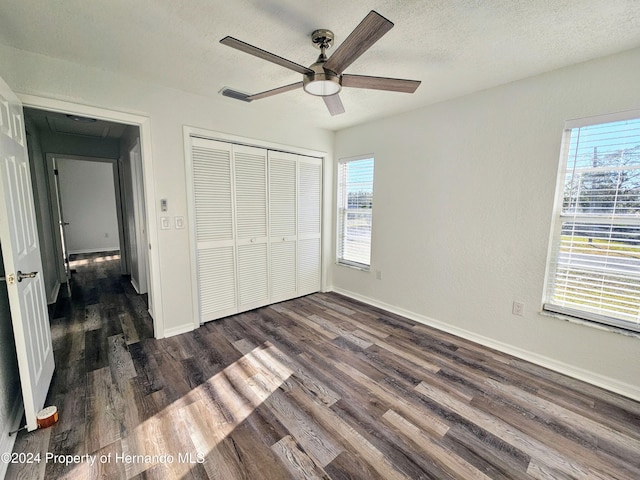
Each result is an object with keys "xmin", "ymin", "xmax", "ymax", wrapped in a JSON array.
[
  {"xmin": 191, "ymin": 138, "xmax": 237, "ymax": 322},
  {"xmin": 269, "ymin": 151, "xmax": 298, "ymax": 302},
  {"xmin": 298, "ymin": 157, "xmax": 322, "ymax": 295},
  {"xmin": 234, "ymin": 145, "xmax": 270, "ymax": 311}
]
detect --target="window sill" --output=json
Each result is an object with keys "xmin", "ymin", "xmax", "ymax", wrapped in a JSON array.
[
  {"xmin": 539, "ymin": 309, "xmax": 640, "ymax": 339},
  {"xmin": 336, "ymin": 261, "xmax": 370, "ymax": 272}
]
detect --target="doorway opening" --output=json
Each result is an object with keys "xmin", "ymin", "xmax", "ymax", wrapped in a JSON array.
[
  {"xmin": 22, "ymin": 106, "xmax": 156, "ymax": 334},
  {"xmin": 51, "ymin": 155, "xmax": 125, "ymax": 280}
]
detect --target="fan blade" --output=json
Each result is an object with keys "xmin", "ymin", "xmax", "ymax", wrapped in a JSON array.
[
  {"xmin": 247, "ymin": 82, "xmax": 303, "ymax": 101},
  {"xmin": 323, "ymin": 94, "xmax": 345, "ymax": 116},
  {"xmin": 221, "ymin": 36, "xmax": 313, "ymax": 75},
  {"xmin": 342, "ymin": 74, "xmax": 421, "ymax": 93},
  {"xmin": 324, "ymin": 11, "xmax": 393, "ymax": 74},
  {"xmin": 220, "ymin": 87, "xmax": 253, "ymax": 102}
]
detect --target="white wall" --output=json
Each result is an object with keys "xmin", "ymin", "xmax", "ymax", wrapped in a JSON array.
[
  {"xmin": 57, "ymin": 158, "xmax": 120, "ymax": 254},
  {"xmin": 333, "ymin": 47, "xmax": 640, "ymax": 399},
  {"xmin": 0, "ymin": 43, "xmax": 334, "ymax": 338}
]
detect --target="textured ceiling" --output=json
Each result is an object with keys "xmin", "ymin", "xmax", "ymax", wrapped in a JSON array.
[{"xmin": 2, "ymin": 1, "xmax": 640, "ymax": 131}]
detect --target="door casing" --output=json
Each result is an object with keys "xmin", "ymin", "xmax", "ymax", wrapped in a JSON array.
[{"xmin": 19, "ymin": 94, "xmax": 164, "ymax": 338}]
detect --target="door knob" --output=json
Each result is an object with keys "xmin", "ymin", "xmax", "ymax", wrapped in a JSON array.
[{"xmin": 17, "ymin": 271, "xmax": 38, "ymax": 282}]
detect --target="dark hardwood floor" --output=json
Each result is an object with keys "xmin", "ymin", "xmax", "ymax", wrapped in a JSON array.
[{"xmin": 7, "ymin": 253, "xmax": 640, "ymax": 479}]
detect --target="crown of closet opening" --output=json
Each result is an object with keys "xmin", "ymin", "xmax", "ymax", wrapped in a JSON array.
[{"xmin": 187, "ymin": 136, "xmax": 322, "ymax": 324}]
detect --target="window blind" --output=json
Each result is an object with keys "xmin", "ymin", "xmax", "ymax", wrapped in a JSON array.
[
  {"xmin": 337, "ymin": 157, "xmax": 374, "ymax": 268},
  {"xmin": 544, "ymin": 116, "xmax": 640, "ymax": 332}
]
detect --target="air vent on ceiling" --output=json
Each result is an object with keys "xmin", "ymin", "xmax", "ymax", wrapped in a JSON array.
[
  {"xmin": 49, "ymin": 117, "xmax": 110, "ymax": 138},
  {"xmin": 66, "ymin": 114, "xmax": 97, "ymax": 123}
]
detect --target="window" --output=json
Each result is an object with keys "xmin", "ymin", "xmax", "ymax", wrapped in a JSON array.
[
  {"xmin": 544, "ymin": 112, "xmax": 640, "ymax": 332},
  {"xmin": 337, "ymin": 156, "xmax": 374, "ymax": 269}
]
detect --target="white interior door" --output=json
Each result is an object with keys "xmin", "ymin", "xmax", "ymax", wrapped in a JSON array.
[
  {"xmin": 269, "ymin": 151, "xmax": 298, "ymax": 303},
  {"xmin": 0, "ymin": 76, "xmax": 54, "ymax": 431},
  {"xmin": 130, "ymin": 139, "xmax": 148, "ymax": 294},
  {"xmin": 188, "ymin": 135, "xmax": 323, "ymax": 324},
  {"xmin": 234, "ymin": 145, "xmax": 269, "ymax": 311},
  {"xmin": 191, "ymin": 138, "xmax": 238, "ymax": 322},
  {"xmin": 297, "ymin": 157, "xmax": 322, "ymax": 295}
]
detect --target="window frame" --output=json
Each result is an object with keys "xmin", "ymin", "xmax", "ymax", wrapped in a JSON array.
[
  {"xmin": 336, "ymin": 154, "xmax": 375, "ymax": 270},
  {"xmin": 542, "ymin": 109, "xmax": 640, "ymax": 333}
]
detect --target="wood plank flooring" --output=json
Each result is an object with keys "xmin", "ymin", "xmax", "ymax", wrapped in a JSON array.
[{"xmin": 6, "ymin": 253, "xmax": 640, "ymax": 479}]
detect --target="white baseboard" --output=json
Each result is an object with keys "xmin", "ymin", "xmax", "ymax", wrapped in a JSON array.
[
  {"xmin": 131, "ymin": 279, "xmax": 141, "ymax": 294},
  {"xmin": 0, "ymin": 394, "xmax": 24, "ymax": 480},
  {"xmin": 163, "ymin": 323, "xmax": 194, "ymax": 339},
  {"xmin": 331, "ymin": 287, "xmax": 640, "ymax": 402}
]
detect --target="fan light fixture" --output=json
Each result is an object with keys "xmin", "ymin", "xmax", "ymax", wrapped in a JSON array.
[
  {"xmin": 303, "ymin": 30, "xmax": 341, "ymax": 97},
  {"xmin": 303, "ymin": 72, "xmax": 341, "ymax": 96}
]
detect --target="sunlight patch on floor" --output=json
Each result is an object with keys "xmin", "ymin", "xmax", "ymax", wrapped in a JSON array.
[
  {"xmin": 69, "ymin": 253, "xmax": 120, "ymax": 268},
  {"xmin": 122, "ymin": 341, "xmax": 293, "ymax": 478}
]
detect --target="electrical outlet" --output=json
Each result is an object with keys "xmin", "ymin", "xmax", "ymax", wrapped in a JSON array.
[
  {"xmin": 375, "ymin": 270, "xmax": 382, "ymax": 280},
  {"xmin": 512, "ymin": 301, "xmax": 525, "ymax": 316}
]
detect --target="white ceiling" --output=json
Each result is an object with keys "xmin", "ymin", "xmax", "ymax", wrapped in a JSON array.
[{"xmin": 2, "ymin": 1, "xmax": 640, "ymax": 131}]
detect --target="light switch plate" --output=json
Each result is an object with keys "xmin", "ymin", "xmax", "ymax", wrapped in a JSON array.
[
  {"xmin": 175, "ymin": 216, "xmax": 185, "ymax": 229},
  {"xmin": 161, "ymin": 216, "xmax": 171, "ymax": 230}
]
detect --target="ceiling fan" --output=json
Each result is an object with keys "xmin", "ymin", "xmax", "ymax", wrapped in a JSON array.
[{"xmin": 220, "ymin": 10, "xmax": 421, "ymax": 116}]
